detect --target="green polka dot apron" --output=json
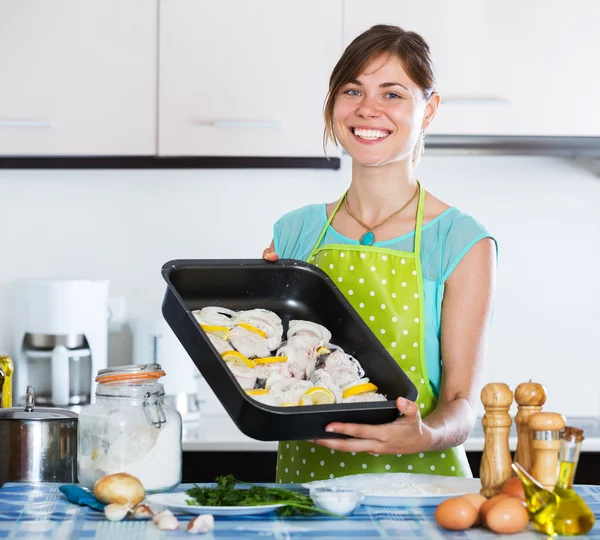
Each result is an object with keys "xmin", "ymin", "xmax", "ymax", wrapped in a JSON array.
[{"xmin": 276, "ymin": 183, "xmax": 471, "ymax": 483}]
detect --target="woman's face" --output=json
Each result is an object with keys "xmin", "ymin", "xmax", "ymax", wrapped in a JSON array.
[{"xmin": 332, "ymin": 55, "xmax": 438, "ymax": 167}]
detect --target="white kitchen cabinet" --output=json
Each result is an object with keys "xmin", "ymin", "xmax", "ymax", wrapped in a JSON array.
[
  {"xmin": 158, "ymin": 0, "xmax": 342, "ymax": 157},
  {"xmin": 343, "ymin": 0, "xmax": 508, "ymax": 136},
  {"xmin": 0, "ymin": 0, "xmax": 157, "ymax": 156},
  {"xmin": 343, "ymin": 0, "xmax": 600, "ymax": 137},
  {"xmin": 487, "ymin": 0, "xmax": 600, "ymax": 136}
]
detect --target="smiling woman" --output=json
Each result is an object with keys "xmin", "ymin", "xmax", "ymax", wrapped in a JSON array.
[
  {"xmin": 323, "ymin": 25, "xmax": 437, "ymax": 168},
  {"xmin": 262, "ymin": 24, "xmax": 497, "ymax": 484}
]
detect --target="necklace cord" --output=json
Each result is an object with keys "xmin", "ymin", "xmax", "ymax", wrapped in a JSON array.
[{"xmin": 344, "ymin": 185, "xmax": 420, "ymax": 245}]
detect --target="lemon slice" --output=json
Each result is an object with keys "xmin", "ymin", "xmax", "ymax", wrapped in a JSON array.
[
  {"xmin": 253, "ymin": 356, "xmax": 288, "ymax": 364},
  {"xmin": 200, "ymin": 324, "xmax": 230, "ymax": 340},
  {"xmin": 317, "ymin": 346, "xmax": 331, "ymax": 356},
  {"xmin": 221, "ymin": 350, "xmax": 256, "ymax": 368},
  {"xmin": 245, "ymin": 389, "xmax": 269, "ymax": 395},
  {"xmin": 342, "ymin": 382, "xmax": 378, "ymax": 399},
  {"xmin": 236, "ymin": 323, "xmax": 267, "ymax": 339},
  {"xmin": 299, "ymin": 387, "xmax": 335, "ymax": 406},
  {"xmin": 280, "ymin": 402, "xmax": 297, "ymax": 407}
]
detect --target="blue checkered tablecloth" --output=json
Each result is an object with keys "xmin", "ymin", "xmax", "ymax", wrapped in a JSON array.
[{"xmin": 2, "ymin": 482, "xmax": 600, "ymax": 539}]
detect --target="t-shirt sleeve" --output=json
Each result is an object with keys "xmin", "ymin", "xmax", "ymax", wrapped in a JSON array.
[
  {"xmin": 441, "ymin": 212, "xmax": 498, "ymax": 282},
  {"xmin": 273, "ymin": 204, "xmax": 325, "ymax": 261}
]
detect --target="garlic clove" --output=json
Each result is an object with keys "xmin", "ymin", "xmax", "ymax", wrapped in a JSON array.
[
  {"xmin": 104, "ymin": 503, "xmax": 130, "ymax": 521},
  {"xmin": 132, "ymin": 504, "xmax": 153, "ymax": 519},
  {"xmin": 157, "ymin": 515, "xmax": 180, "ymax": 531},
  {"xmin": 153, "ymin": 510, "xmax": 174, "ymax": 525},
  {"xmin": 186, "ymin": 514, "xmax": 215, "ymax": 534}
]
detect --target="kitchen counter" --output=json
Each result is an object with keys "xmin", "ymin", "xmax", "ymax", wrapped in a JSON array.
[
  {"xmin": 3, "ymin": 481, "xmax": 600, "ymax": 539},
  {"xmin": 182, "ymin": 415, "xmax": 600, "ymax": 453}
]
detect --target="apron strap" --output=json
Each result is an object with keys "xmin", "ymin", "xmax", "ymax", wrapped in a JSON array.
[
  {"xmin": 306, "ymin": 193, "xmax": 346, "ymax": 261},
  {"xmin": 307, "ymin": 182, "xmax": 425, "ymax": 261},
  {"xmin": 414, "ymin": 180, "xmax": 425, "ymax": 256}
]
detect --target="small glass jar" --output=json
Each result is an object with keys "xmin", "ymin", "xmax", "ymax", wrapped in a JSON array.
[{"xmin": 78, "ymin": 364, "xmax": 182, "ymax": 493}]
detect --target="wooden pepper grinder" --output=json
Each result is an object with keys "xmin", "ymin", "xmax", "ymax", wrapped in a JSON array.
[
  {"xmin": 480, "ymin": 382, "xmax": 514, "ymax": 497},
  {"xmin": 529, "ymin": 412, "xmax": 565, "ymax": 490},
  {"xmin": 513, "ymin": 381, "xmax": 547, "ymax": 473}
]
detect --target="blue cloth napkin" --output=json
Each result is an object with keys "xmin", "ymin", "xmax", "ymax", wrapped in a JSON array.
[{"xmin": 59, "ymin": 485, "xmax": 106, "ymax": 512}]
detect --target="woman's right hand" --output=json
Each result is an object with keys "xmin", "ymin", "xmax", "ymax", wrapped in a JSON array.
[{"xmin": 262, "ymin": 240, "xmax": 279, "ymax": 262}]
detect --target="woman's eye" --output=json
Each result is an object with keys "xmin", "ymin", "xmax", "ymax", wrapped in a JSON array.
[
  {"xmin": 344, "ymin": 89, "xmax": 361, "ymax": 97},
  {"xmin": 384, "ymin": 92, "xmax": 401, "ymax": 99}
]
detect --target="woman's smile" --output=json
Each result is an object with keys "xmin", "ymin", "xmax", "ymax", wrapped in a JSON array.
[{"xmin": 350, "ymin": 126, "xmax": 392, "ymax": 144}]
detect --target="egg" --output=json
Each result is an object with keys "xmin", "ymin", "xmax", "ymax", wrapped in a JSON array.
[
  {"xmin": 500, "ymin": 476, "xmax": 526, "ymax": 501},
  {"xmin": 461, "ymin": 493, "xmax": 486, "ymax": 511},
  {"xmin": 460, "ymin": 493, "xmax": 487, "ymax": 525},
  {"xmin": 480, "ymin": 494, "xmax": 510, "ymax": 524},
  {"xmin": 485, "ymin": 497, "xmax": 530, "ymax": 534},
  {"xmin": 434, "ymin": 497, "xmax": 479, "ymax": 531}
]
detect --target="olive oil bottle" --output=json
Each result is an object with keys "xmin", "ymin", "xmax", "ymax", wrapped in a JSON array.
[
  {"xmin": 513, "ymin": 427, "xmax": 595, "ymax": 536},
  {"xmin": 550, "ymin": 427, "xmax": 595, "ymax": 536},
  {"xmin": 512, "ymin": 462, "xmax": 559, "ymax": 534},
  {"xmin": 0, "ymin": 353, "xmax": 13, "ymax": 408}
]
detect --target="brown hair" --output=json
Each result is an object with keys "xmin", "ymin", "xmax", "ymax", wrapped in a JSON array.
[{"xmin": 323, "ymin": 24, "xmax": 436, "ymax": 163}]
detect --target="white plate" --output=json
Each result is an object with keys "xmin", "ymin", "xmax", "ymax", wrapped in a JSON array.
[
  {"xmin": 302, "ymin": 473, "xmax": 481, "ymax": 507},
  {"xmin": 146, "ymin": 492, "xmax": 285, "ymax": 516}
]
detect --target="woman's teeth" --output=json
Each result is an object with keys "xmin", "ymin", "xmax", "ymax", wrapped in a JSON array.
[{"xmin": 352, "ymin": 128, "xmax": 390, "ymax": 140}]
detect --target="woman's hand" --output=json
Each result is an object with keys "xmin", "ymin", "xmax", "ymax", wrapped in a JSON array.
[
  {"xmin": 262, "ymin": 240, "xmax": 279, "ymax": 261},
  {"xmin": 312, "ymin": 397, "xmax": 433, "ymax": 455}
]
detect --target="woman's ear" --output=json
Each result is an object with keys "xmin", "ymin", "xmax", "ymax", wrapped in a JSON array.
[{"xmin": 421, "ymin": 92, "xmax": 441, "ymax": 130}]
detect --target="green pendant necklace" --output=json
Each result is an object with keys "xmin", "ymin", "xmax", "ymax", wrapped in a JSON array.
[{"xmin": 344, "ymin": 186, "xmax": 420, "ymax": 246}]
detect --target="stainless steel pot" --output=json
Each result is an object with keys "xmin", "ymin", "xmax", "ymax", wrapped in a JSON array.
[{"xmin": 0, "ymin": 386, "xmax": 77, "ymax": 486}]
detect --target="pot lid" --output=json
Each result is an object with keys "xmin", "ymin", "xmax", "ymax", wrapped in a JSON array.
[{"xmin": 0, "ymin": 386, "xmax": 78, "ymax": 421}]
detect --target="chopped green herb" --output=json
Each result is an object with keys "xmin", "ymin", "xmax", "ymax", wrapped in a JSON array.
[{"xmin": 185, "ymin": 474, "xmax": 342, "ymax": 517}]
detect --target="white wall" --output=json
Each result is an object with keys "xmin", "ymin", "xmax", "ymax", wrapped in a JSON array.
[{"xmin": 1, "ymin": 155, "xmax": 599, "ymax": 417}]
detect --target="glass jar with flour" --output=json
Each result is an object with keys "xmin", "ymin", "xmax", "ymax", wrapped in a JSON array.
[{"xmin": 78, "ymin": 364, "xmax": 182, "ymax": 493}]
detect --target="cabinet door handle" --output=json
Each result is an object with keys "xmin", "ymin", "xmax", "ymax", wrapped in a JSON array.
[
  {"xmin": 442, "ymin": 96, "xmax": 511, "ymax": 106},
  {"xmin": 195, "ymin": 120, "xmax": 282, "ymax": 129},
  {"xmin": 0, "ymin": 119, "xmax": 53, "ymax": 128}
]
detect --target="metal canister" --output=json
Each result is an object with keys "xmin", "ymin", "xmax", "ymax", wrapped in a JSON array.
[{"xmin": 0, "ymin": 386, "xmax": 78, "ymax": 486}]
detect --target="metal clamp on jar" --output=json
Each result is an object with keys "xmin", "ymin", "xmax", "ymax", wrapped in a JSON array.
[
  {"xmin": 0, "ymin": 386, "xmax": 78, "ymax": 486},
  {"xmin": 77, "ymin": 364, "xmax": 182, "ymax": 493}
]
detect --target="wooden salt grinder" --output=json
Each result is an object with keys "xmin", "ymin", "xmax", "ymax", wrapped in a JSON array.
[
  {"xmin": 480, "ymin": 382, "xmax": 514, "ymax": 498},
  {"xmin": 514, "ymin": 381, "xmax": 547, "ymax": 473},
  {"xmin": 529, "ymin": 412, "xmax": 565, "ymax": 490}
]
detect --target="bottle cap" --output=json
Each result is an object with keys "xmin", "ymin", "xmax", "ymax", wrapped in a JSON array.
[{"xmin": 562, "ymin": 426, "xmax": 585, "ymax": 442}]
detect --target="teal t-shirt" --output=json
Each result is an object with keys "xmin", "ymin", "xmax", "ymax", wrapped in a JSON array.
[{"xmin": 273, "ymin": 203, "xmax": 496, "ymax": 398}]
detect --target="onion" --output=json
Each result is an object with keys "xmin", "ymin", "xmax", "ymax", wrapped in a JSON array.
[
  {"xmin": 94, "ymin": 473, "xmax": 145, "ymax": 507},
  {"xmin": 193, "ymin": 306, "xmax": 239, "ymax": 327},
  {"xmin": 287, "ymin": 320, "xmax": 332, "ymax": 344}
]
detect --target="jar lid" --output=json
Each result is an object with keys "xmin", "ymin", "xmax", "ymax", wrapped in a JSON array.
[
  {"xmin": 95, "ymin": 363, "xmax": 166, "ymax": 384},
  {"xmin": 0, "ymin": 386, "xmax": 78, "ymax": 421}
]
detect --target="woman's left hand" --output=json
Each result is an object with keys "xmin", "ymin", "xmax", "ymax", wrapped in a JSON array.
[{"xmin": 313, "ymin": 397, "xmax": 433, "ymax": 455}]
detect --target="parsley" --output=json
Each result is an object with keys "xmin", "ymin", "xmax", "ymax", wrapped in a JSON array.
[{"xmin": 185, "ymin": 474, "xmax": 342, "ymax": 517}]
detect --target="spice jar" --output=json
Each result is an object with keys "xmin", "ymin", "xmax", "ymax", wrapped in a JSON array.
[{"xmin": 78, "ymin": 364, "xmax": 182, "ymax": 493}]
